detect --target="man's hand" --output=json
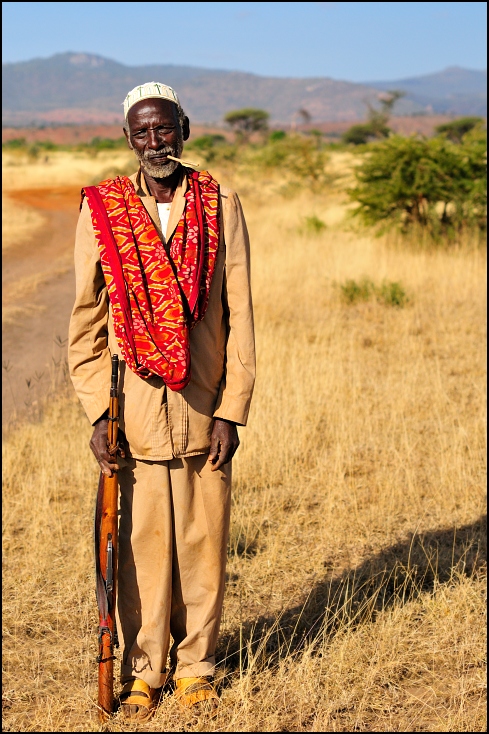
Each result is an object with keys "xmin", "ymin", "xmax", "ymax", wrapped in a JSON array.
[
  {"xmin": 208, "ymin": 418, "xmax": 240, "ymax": 471},
  {"xmin": 89, "ymin": 419, "xmax": 128, "ymax": 477}
]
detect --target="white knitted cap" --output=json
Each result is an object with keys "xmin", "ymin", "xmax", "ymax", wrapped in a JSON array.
[{"xmin": 123, "ymin": 82, "xmax": 180, "ymax": 119}]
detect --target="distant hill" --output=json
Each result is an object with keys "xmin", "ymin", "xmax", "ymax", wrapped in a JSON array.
[
  {"xmin": 369, "ymin": 67, "xmax": 487, "ymax": 116},
  {"xmin": 2, "ymin": 53, "xmax": 486, "ymax": 126}
]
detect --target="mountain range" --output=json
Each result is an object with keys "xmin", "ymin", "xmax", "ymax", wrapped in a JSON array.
[{"xmin": 2, "ymin": 53, "xmax": 486, "ymax": 126}]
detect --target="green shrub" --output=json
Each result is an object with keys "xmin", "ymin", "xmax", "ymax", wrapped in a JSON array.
[
  {"xmin": 342, "ymin": 122, "xmax": 390, "ymax": 146},
  {"xmin": 185, "ymin": 134, "xmax": 230, "ymax": 163},
  {"xmin": 376, "ymin": 280, "xmax": 408, "ymax": 307},
  {"xmin": 269, "ymin": 130, "xmax": 287, "ymax": 142},
  {"xmin": 435, "ymin": 117, "xmax": 485, "ymax": 144},
  {"xmin": 340, "ymin": 278, "xmax": 375, "ymax": 304},
  {"xmin": 248, "ymin": 134, "xmax": 331, "ymax": 190},
  {"xmin": 38, "ymin": 140, "xmax": 57, "ymax": 151},
  {"xmin": 342, "ymin": 90, "xmax": 404, "ymax": 145},
  {"xmin": 304, "ymin": 215, "xmax": 327, "ymax": 234},
  {"xmin": 339, "ymin": 278, "xmax": 408, "ymax": 307},
  {"xmin": 2, "ymin": 137, "xmax": 27, "ymax": 150},
  {"xmin": 188, "ymin": 134, "xmax": 226, "ymax": 150},
  {"xmin": 27, "ymin": 144, "xmax": 41, "ymax": 159},
  {"xmin": 224, "ymin": 108, "xmax": 270, "ymax": 140},
  {"xmin": 87, "ymin": 136, "xmax": 127, "ymax": 150},
  {"xmin": 348, "ymin": 133, "xmax": 487, "ymax": 238}
]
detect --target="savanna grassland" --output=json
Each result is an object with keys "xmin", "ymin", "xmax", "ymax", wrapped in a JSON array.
[{"xmin": 2, "ymin": 138, "xmax": 487, "ymax": 732}]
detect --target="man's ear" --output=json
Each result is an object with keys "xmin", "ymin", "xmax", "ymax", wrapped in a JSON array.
[
  {"xmin": 182, "ymin": 116, "xmax": 190, "ymax": 142},
  {"xmin": 123, "ymin": 127, "xmax": 133, "ymax": 150}
]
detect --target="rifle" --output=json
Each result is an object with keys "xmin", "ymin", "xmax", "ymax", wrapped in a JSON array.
[{"xmin": 94, "ymin": 354, "xmax": 120, "ymax": 721}]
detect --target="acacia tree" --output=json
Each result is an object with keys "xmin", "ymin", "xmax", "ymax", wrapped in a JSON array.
[
  {"xmin": 224, "ymin": 108, "xmax": 269, "ymax": 140},
  {"xmin": 435, "ymin": 117, "xmax": 484, "ymax": 143},
  {"xmin": 343, "ymin": 90, "xmax": 405, "ymax": 145},
  {"xmin": 348, "ymin": 130, "xmax": 487, "ymax": 238}
]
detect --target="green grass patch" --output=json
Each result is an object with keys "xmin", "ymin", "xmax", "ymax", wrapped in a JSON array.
[
  {"xmin": 340, "ymin": 277, "xmax": 409, "ymax": 307},
  {"xmin": 304, "ymin": 215, "xmax": 327, "ymax": 234}
]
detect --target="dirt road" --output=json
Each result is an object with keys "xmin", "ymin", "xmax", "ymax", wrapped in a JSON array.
[{"xmin": 2, "ymin": 188, "xmax": 80, "ymax": 429}]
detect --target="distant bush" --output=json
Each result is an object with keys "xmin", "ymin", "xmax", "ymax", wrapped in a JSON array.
[
  {"xmin": 86, "ymin": 136, "xmax": 127, "ymax": 150},
  {"xmin": 435, "ymin": 117, "xmax": 485, "ymax": 144},
  {"xmin": 342, "ymin": 122, "xmax": 390, "ymax": 146},
  {"xmin": 248, "ymin": 134, "xmax": 331, "ymax": 190},
  {"xmin": 307, "ymin": 129, "xmax": 324, "ymax": 143},
  {"xmin": 340, "ymin": 277, "xmax": 374, "ymax": 303},
  {"xmin": 340, "ymin": 277, "xmax": 408, "ymax": 307},
  {"xmin": 224, "ymin": 108, "xmax": 270, "ymax": 140},
  {"xmin": 304, "ymin": 215, "xmax": 327, "ymax": 234},
  {"xmin": 185, "ymin": 134, "xmax": 230, "ymax": 163},
  {"xmin": 3, "ymin": 137, "xmax": 28, "ymax": 149},
  {"xmin": 376, "ymin": 280, "xmax": 409, "ymax": 307},
  {"xmin": 269, "ymin": 130, "xmax": 287, "ymax": 142},
  {"xmin": 348, "ymin": 131, "xmax": 487, "ymax": 238},
  {"xmin": 2, "ymin": 138, "xmax": 60, "ymax": 156},
  {"xmin": 188, "ymin": 134, "xmax": 226, "ymax": 150},
  {"xmin": 342, "ymin": 90, "xmax": 405, "ymax": 145}
]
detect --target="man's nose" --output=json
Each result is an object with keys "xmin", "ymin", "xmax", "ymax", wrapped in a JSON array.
[{"xmin": 146, "ymin": 130, "xmax": 164, "ymax": 149}]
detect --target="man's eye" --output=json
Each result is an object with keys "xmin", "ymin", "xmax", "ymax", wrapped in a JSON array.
[{"xmin": 132, "ymin": 127, "xmax": 175, "ymax": 139}]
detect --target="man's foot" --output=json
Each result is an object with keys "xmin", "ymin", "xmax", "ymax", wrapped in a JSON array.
[
  {"xmin": 174, "ymin": 676, "xmax": 219, "ymax": 716},
  {"xmin": 118, "ymin": 678, "xmax": 159, "ymax": 721}
]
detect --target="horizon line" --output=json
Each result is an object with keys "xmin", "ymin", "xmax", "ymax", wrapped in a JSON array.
[{"xmin": 2, "ymin": 51, "xmax": 487, "ymax": 85}]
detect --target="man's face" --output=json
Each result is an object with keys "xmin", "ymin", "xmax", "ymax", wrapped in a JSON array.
[{"xmin": 125, "ymin": 98, "xmax": 188, "ymax": 178}]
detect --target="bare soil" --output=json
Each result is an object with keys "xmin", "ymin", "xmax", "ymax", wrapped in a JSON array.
[{"xmin": 2, "ymin": 187, "xmax": 80, "ymax": 429}]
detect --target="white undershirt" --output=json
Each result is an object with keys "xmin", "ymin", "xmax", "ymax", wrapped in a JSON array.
[{"xmin": 156, "ymin": 202, "xmax": 172, "ymax": 242}]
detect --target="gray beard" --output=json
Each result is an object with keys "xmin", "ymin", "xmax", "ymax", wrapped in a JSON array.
[{"xmin": 135, "ymin": 140, "xmax": 183, "ymax": 178}]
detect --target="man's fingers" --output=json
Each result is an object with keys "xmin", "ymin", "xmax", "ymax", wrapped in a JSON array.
[
  {"xmin": 99, "ymin": 459, "xmax": 115, "ymax": 477},
  {"xmin": 90, "ymin": 439, "xmax": 119, "ymax": 476},
  {"xmin": 208, "ymin": 419, "xmax": 240, "ymax": 469},
  {"xmin": 208, "ymin": 437, "xmax": 221, "ymax": 463},
  {"xmin": 210, "ymin": 441, "xmax": 234, "ymax": 471}
]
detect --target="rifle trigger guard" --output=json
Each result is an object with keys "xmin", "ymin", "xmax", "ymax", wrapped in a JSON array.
[{"xmin": 98, "ymin": 626, "xmax": 112, "ymax": 645}]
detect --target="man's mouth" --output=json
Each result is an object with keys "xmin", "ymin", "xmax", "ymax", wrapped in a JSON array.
[{"xmin": 147, "ymin": 153, "xmax": 171, "ymax": 162}]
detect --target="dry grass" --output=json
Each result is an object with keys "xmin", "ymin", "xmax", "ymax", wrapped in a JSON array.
[
  {"xmin": 2, "ymin": 262, "xmax": 73, "ymax": 325},
  {"xmin": 2, "ymin": 149, "xmax": 135, "ymax": 191},
  {"xmin": 2, "ymin": 152, "xmax": 487, "ymax": 732},
  {"xmin": 2, "ymin": 194, "xmax": 46, "ymax": 251}
]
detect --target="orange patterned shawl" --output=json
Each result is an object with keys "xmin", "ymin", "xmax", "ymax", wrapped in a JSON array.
[{"xmin": 82, "ymin": 170, "xmax": 220, "ymax": 391}]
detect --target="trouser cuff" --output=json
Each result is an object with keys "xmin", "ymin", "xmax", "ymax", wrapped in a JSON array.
[
  {"xmin": 175, "ymin": 660, "xmax": 216, "ymax": 679},
  {"xmin": 120, "ymin": 663, "xmax": 167, "ymax": 690}
]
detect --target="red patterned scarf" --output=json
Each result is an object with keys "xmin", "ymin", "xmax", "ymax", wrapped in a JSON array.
[{"xmin": 82, "ymin": 170, "xmax": 220, "ymax": 391}]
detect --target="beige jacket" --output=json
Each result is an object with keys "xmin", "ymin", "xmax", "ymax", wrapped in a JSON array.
[{"xmin": 68, "ymin": 169, "xmax": 255, "ymax": 460}]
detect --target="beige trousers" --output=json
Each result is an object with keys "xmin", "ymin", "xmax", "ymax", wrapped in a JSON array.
[{"xmin": 116, "ymin": 454, "xmax": 231, "ymax": 689}]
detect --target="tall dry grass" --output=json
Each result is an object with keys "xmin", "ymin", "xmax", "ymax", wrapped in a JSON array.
[{"xmin": 2, "ymin": 153, "xmax": 487, "ymax": 732}]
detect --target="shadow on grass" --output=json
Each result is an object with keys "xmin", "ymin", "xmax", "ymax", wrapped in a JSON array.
[{"xmin": 217, "ymin": 515, "xmax": 487, "ymax": 678}]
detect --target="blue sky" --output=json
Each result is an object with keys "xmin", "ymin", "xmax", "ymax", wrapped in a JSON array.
[{"xmin": 2, "ymin": 2, "xmax": 486, "ymax": 81}]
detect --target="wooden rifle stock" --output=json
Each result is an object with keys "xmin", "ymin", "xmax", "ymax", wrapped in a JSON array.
[{"xmin": 95, "ymin": 354, "xmax": 119, "ymax": 721}]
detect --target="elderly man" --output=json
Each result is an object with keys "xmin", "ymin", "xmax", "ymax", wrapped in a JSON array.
[{"xmin": 68, "ymin": 82, "xmax": 255, "ymax": 720}]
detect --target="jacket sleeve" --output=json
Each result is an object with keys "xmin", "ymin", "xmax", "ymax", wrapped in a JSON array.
[
  {"xmin": 213, "ymin": 191, "xmax": 256, "ymax": 425},
  {"xmin": 68, "ymin": 198, "xmax": 112, "ymax": 425}
]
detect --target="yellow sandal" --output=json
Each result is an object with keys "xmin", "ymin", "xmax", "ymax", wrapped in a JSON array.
[
  {"xmin": 119, "ymin": 678, "xmax": 159, "ymax": 722},
  {"xmin": 174, "ymin": 677, "xmax": 219, "ymax": 715}
]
